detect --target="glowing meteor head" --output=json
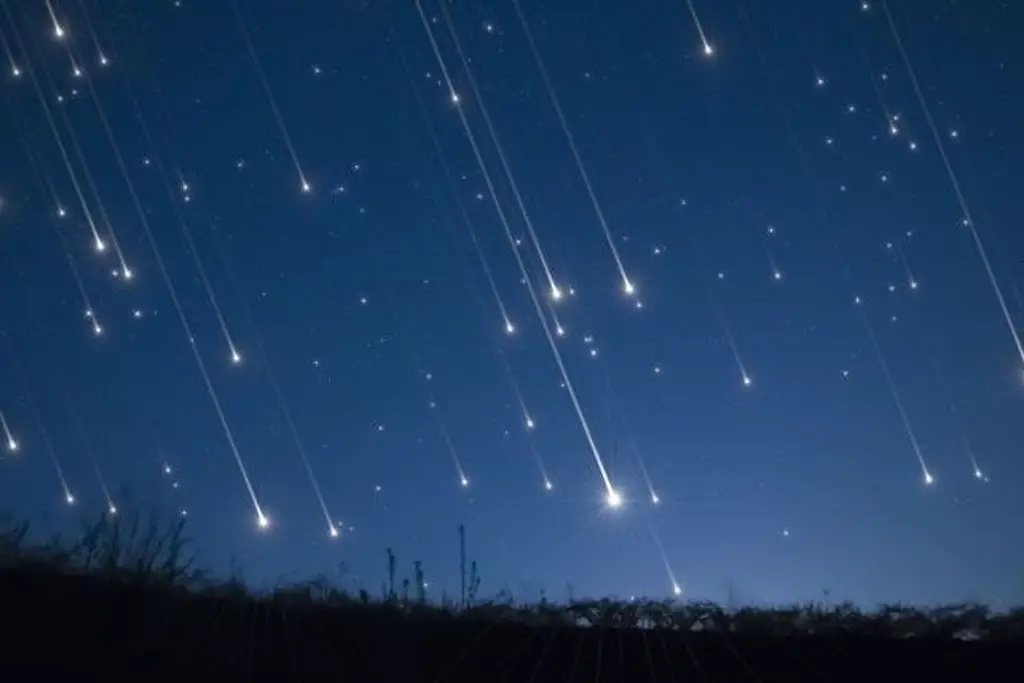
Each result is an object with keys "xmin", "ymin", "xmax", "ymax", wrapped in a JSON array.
[
  {"xmin": 329, "ymin": 525, "xmax": 339, "ymax": 538},
  {"xmin": 909, "ymin": 280, "xmax": 918, "ymax": 290},
  {"xmin": 504, "ymin": 321, "xmax": 515, "ymax": 335},
  {"xmin": 301, "ymin": 179, "xmax": 312, "ymax": 194},
  {"xmin": 623, "ymin": 280, "xmax": 636, "ymax": 296},
  {"xmin": 6, "ymin": 439, "xmax": 18, "ymax": 452},
  {"xmin": 544, "ymin": 480, "xmax": 553, "ymax": 492},
  {"xmin": 11, "ymin": 65, "xmax": 20, "ymax": 77},
  {"xmin": 556, "ymin": 325, "xmax": 566, "ymax": 337},
  {"xmin": 672, "ymin": 583, "xmax": 682, "ymax": 597},
  {"xmin": 73, "ymin": 66, "xmax": 82, "ymax": 78},
  {"xmin": 923, "ymin": 471, "xmax": 935, "ymax": 486},
  {"xmin": 108, "ymin": 504, "xmax": 117, "ymax": 515},
  {"xmin": 702, "ymin": 42, "xmax": 714, "ymax": 57},
  {"xmin": 815, "ymin": 76, "xmax": 825, "ymax": 87},
  {"xmin": 230, "ymin": 350, "xmax": 243, "ymax": 365},
  {"xmin": 95, "ymin": 238, "xmax": 107, "ymax": 253},
  {"xmin": 889, "ymin": 124, "xmax": 899, "ymax": 136},
  {"xmin": 122, "ymin": 266, "xmax": 134, "ymax": 280},
  {"xmin": 99, "ymin": 55, "xmax": 109, "ymax": 67},
  {"xmin": 772, "ymin": 270, "xmax": 783, "ymax": 281},
  {"xmin": 65, "ymin": 493, "xmax": 75, "ymax": 505},
  {"xmin": 651, "ymin": 492, "xmax": 660, "ymax": 505},
  {"xmin": 973, "ymin": 468, "xmax": 984, "ymax": 480},
  {"xmin": 450, "ymin": 91, "xmax": 460, "ymax": 104},
  {"xmin": 525, "ymin": 417, "xmax": 535, "ymax": 430},
  {"xmin": 54, "ymin": 24, "xmax": 66, "ymax": 40},
  {"xmin": 460, "ymin": 476, "xmax": 470, "ymax": 488},
  {"xmin": 908, "ymin": 141, "xmax": 918, "ymax": 152},
  {"xmin": 57, "ymin": 207, "xmax": 67, "ymax": 218},
  {"xmin": 257, "ymin": 514, "xmax": 271, "ymax": 530},
  {"xmin": 742, "ymin": 374, "xmax": 753, "ymax": 388},
  {"xmin": 605, "ymin": 489, "xmax": 623, "ymax": 509},
  {"xmin": 92, "ymin": 323, "xmax": 103, "ymax": 336},
  {"xmin": 550, "ymin": 285, "xmax": 563, "ymax": 301}
]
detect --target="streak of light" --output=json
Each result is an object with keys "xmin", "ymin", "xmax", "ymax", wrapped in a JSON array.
[
  {"xmin": 0, "ymin": 409, "xmax": 18, "ymax": 452},
  {"xmin": 81, "ymin": 20, "xmax": 268, "ymax": 522},
  {"xmin": 881, "ymin": 0, "xmax": 1024, "ymax": 371},
  {"xmin": 598, "ymin": 363, "xmax": 660, "ymax": 506},
  {"xmin": 38, "ymin": 19, "xmax": 139, "ymax": 277},
  {"xmin": 511, "ymin": 0, "xmax": 637, "ymax": 297},
  {"xmin": 134, "ymin": 146, "xmax": 244, "ymax": 365},
  {"xmin": 439, "ymin": 4, "xmax": 563, "ymax": 304},
  {"xmin": 229, "ymin": 0, "xmax": 310, "ymax": 193},
  {"xmin": 0, "ymin": 20, "xmax": 19, "ymax": 76},
  {"xmin": 496, "ymin": 345, "xmax": 552, "ymax": 488},
  {"xmin": 74, "ymin": 0, "xmax": 108, "ymax": 66},
  {"xmin": 66, "ymin": 396, "xmax": 116, "ymax": 516},
  {"xmin": 0, "ymin": 332, "xmax": 73, "ymax": 502},
  {"xmin": 43, "ymin": 0, "xmax": 65, "ymax": 39},
  {"xmin": 387, "ymin": 23, "xmax": 517, "ymax": 336},
  {"xmin": 215, "ymin": 245, "xmax": 340, "ymax": 538},
  {"xmin": 743, "ymin": 8, "xmax": 933, "ymax": 484},
  {"xmin": 677, "ymin": 203, "xmax": 754, "ymax": 389},
  {"xmin": 417, "ymin": 0, "xmax": 619, "ymax": 499},
  {"xmin": 647, "ymin": 516, "xmax": 683, "ymax": 598},
  {"xmin": 56, "ymin": 225, "xmax": 104, "ymax": 336},
  {"xmin": 683, "ymin": 0, "xmax": 715, "ymax": 56},
  {"xmin": 252, "ymin": 335, "xmax": 339, "ymax": 537},
  {"xmin": 0, "ymin": 81, "xmax": 104, "ymax": 335},
  {"xmin": 0, "ymin": 3, "xmax": 105, "ymax": 252},
  {"xmin": 99, "ymin": 154, "xmax": 268, "ymax": 524}
]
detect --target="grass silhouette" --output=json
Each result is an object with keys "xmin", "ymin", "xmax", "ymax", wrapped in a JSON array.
[{"xmin": 0, "ymin": 508, "xmax": 1018, "ymax": 681}]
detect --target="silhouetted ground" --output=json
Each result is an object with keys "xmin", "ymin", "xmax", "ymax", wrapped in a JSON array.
[
  {"xmin": 1, "ymin": 512, "xmax": 1019, "ymax": 681},
  {"xmin": 1, "ymin": 563, "xmax": 1016, "ymax": 682}
]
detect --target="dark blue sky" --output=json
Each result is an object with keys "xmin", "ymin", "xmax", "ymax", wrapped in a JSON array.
[{"xmin": 1, "ymin": 0, "xmax": 1022, "ymax": 609}]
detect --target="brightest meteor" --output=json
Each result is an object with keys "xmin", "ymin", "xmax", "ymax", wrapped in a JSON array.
[
  {"xmin": 0, "ymin": 409, "xmax": 18, "ymax": 452},
  {"xmin": 684, "ymin": 0, "xmax": 715, "ymax": 56},
  {"xmin": 43, "ymin": 0, "xmax": 65, "ymax": 40}
]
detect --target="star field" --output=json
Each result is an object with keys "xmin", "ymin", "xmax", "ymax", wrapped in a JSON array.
[{"xmin": 1, "ymin": 0, "xmax": 1023, "ymax": 608}]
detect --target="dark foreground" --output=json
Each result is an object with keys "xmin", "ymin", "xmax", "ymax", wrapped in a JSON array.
[{"xmin": 2, "ymin": 566, "xmax": 1016, "ymax": 682}]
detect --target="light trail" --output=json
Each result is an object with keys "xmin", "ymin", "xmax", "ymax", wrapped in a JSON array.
[
  {"xmin": 416, "ymin": 0, "xmax": 619, "ymax": 501},
  {"xmin": 439, "ymin": 3, "xmax": 564, "ymax": 303},
  {"xmin": 511, "ymin": 0, "xmax": 637, "ymax": 298},
  {"xmin": 881, "ymin": 0, "xmax": 1024, "ymax": 370}
]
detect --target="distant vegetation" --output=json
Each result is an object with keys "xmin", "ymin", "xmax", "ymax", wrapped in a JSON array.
[{"xmin": 0, "ymin": 509, "xmax": 1019, "ymax": 680}]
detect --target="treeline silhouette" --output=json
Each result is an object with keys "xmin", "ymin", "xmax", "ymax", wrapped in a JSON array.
[{"xmin": 0, "ymin": 510, "xmax": 1018, "ymax": 681}]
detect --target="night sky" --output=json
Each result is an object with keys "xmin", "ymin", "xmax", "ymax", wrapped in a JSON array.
[{"xmin": 1, "ymin": 0, "xmax": 1022, "ymax": 610}]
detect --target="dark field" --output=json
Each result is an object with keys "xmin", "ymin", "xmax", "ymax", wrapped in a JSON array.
[{"xmin": 1, "ymin": 514, "xmax": 1019, "ymax": 681}]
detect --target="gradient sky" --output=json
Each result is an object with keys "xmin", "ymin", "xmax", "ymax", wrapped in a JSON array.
[{"xmin": 1, "ymin": 0, "xmax": 1022, "ymax": 610}]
